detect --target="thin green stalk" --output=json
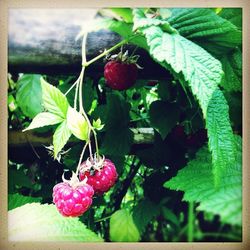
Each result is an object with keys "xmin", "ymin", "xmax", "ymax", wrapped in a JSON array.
[
  {"xmin": 92, "ymin": 131, "xmax": 99, "ymax": 157},
  {"xmin": 65, "ymin": 75, "xmax": 80, "ymax": 96},
  {"xmin": 94, "ymin": 215, "xmax": 112, "ymax": 223},
  {"xmin": 130, "ymin": 116, "xmax": 149, "ymax": 122},
  {"xmin": 187, "ymin": 202, "xmax": 194, "ymax": 242},
  {"xmin": 78, "ymin": 67, "xmax": 86, "ymax": 115},
  {"xmin": 83, "ymin": 39, "xmax": 128, "ymax": 67},
  {"xmin": 76, "ymin": 140, "xmax": 89, "ymax": 176},
  {"xmin": 74, "ymin": 73, "xmax": 81, "ymax": 109},
  {"xmin": 78, "ymin": 33, "xmax": 96, "ymax": 160},
  {"xmin": 88, "ymin": 139, "xmax": 93, "ymax": 160}
]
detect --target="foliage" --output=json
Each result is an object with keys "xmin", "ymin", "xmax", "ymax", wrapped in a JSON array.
[
  {"xmin": 109, "ymin": 209, "xmax": 140, "ymax": 242},
  {"xmin": 8, "ymin": 193, "xmax": 42, "ymax": 210},
  {"xmin": 164, "ymin": 136, "xmax": 242, "ymax": 226},
  {"xmin": 8, "ymin": 7, "xmax": 242, "ymax": 242},
  {"xmin": 16, "ymin": 74, "xmax": 43, "ymax": 118},
  {"xmin": 8, "ymin": 203, "xmax": 103, "ymax": 241}
]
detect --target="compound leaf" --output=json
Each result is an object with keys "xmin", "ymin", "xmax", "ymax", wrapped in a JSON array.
[
  {"xmin": 164, "ymin": 136, "xmax": 242, "ymax": 226},
  {"xmin": 133, "ymin": 11, "xmax": 237, "ymax": 185}
]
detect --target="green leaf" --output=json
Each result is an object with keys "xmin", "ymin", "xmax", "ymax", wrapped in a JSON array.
[
  {"xmin": 164, "ymin": 136, "xmax": 242, "ymax": 226},
  {"xmin": 8, "ymin": 193, "xmax": 42, "ymax": 210},
  {"xmin": 40, "ymin": 77, "xmax": 69, "ymax": 118},
  {"xmin": 136, "ymin": 133, "xmax": 171, "ymax": 169},
  {"xmin": 82, "ymin": 78, "xmax": 95, "ymax": 113},
  {"xmin": 23, "ymin": 112, "xmax": 64, "ymax": 131},
  {"xmin": 167, "ymin": 8, "xmax": 242, "ymax": 52},
  {"xmin": 133, "ymin": 14, "xmax": 237, "ymax": 184},
  {"xmin": 133, "ymin": 8, "xmax": 177, "ymax": 34},
  {"xmin": 101, "ymin": 128, "xmax": 133, "ymax": 156},
  {"xmin": 8, "ymin": 203, "xmax": 103, "ymax": 241},
  {"xmin": 133, "ymin": 199, "xmax": 160, "ymax": 232},
  {"xmin": 16, "ymin": 74, "xmax": 43, "ymax": 118},
  {"xmin": 206, "ymin": 89, "xmax": 237, "ymax": 183},
  {"xmin": 109, "ymin": 8, "xmax": 133, "ymax": 23},
  {"xmin": 8, "ymin": 94, "xmax": 17, "ymax": 112},
  {"xmin": 162, "ymin": 207, "xmax": 180, "ymax": 228},
  {"xmin": 53, "ymin": 120, "xmax": 72, "ymax": 158},
  {"xmin": 66, "ymin": 107, "xmax": 89, "ymax": 141},
  {"xmin": 97, "ymin": 18, "xmax": 149, "ymax": 50},
  {"xmin": 92, "ymin": 118, "xmax": 104, "ymax": 131},
  {"xmin": 220, "ymin": 49, "xmax": 242, "ymax": 92},
  {"xmin": 8, "ymin": 168, "xmax": 34, "ymax": 190},
  {"xmin": 99, "ymin": 93, "xmax": 133, "ymax": 156},
  {"xmin": 224, "ymin": 91, "xmax": 242, "ymax": 130},
  {"xmin": 110, "ymin": 209, "xmax": 140, "ymax": 242},
  {"xmin": 219, "ymin": 8, "xmax": 242, "ymax": 29},
  {"xmin": 149, "ymin": 100, "xmax": 180, "ymax": 139}
]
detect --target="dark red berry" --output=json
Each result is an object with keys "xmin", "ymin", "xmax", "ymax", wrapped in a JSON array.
[
  {"xmin": 80, "ymin": 159, "xmax": 118, "ymax": 195},
  {"xmin": 186, "ymin": 129, "xmax": 208, "ymax": 148},
  {"xmin": 172, "ymin": 125, "xmax": 186, "ymax": 138},
  {"xmin": 104, "ymin": 61, "xmax": 138, "ymax": 90},
  {"xmin": 171, "ymin": 125, "xmax": 186, "ymax": 141},
  {"xmin": 53, "ymin": 182, "xmax": 94, "ymax": 217}
]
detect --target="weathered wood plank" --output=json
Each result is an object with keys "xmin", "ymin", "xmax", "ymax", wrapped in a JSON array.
[
  {"xmin": 8, "ymin": 128, "xmax": 154, "ymax": 147},
  {"xmin": 8, "ymin": 9, "xmax": 168, "ymax": 78}
]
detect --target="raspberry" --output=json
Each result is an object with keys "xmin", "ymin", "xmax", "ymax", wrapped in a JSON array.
[
  {"xmin": 80, "ymin": 159, "xmax": 118, "ymax": 195},
  {"xmin": 186, "ymin": 129, "xmax": 208, "ymax": 148},
  {"xmin": 104, "ymin": 61, "xmax": 138, "ymax": 90},
  {"xmin": 53, "ymin": 180, "xmax": 94, "ymax": 217}
]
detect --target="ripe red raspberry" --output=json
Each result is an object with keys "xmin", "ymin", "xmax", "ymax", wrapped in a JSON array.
[
  {"xmin": 53, "ymin": 178, "xmax": 94, "ymax": 217},
  {"xmin": 104, "ymin": 61, "xmax": 138, "ymax": 90},
  {"xmin": 80, "ymin": 158, "xmax": 118, "ymax": 195}
]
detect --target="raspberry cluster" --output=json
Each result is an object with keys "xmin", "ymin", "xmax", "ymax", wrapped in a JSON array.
[{"xmin": 53, "ymin": 157, "xmax": 118, "ymax": 217}]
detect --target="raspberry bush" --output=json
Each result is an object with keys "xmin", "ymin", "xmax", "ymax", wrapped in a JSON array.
[{"xmin": 8, "ymin": 7, "xmax": 242, "ymax": 242}]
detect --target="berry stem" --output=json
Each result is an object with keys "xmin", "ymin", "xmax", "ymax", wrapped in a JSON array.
[
  {"xmin": 65, "ymin": 75, "xmax": 80, "ymax": 96},
  {"xmin": 92, "ymin": 130, "xmax": 99, "ymax": 157},
  {"xmin": 76, "ymin": 140, "xmax": 89, "ymax": 176},
  {"xmin": 74, "ymin": 73, "xmax": 80, "ymax": 109},
  {"xmin": 82, "ymin": 39, "xmax": 129, "ymax": 67},
  {"xmin": 78, "ymin": 33, "xmax": 97, "ymax": 160}
]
